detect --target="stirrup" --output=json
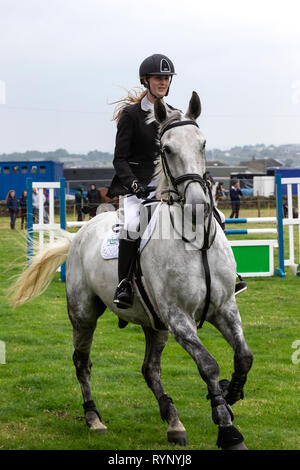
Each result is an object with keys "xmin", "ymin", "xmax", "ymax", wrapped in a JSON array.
[{"xmin": 113, "ymin": 279, "xmax": 134, "ymax": 309}]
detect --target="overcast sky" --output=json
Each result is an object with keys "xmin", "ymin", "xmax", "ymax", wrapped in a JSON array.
[{"xmin": 0, "ymin": 0, "xmax": 300, "ymax": 154}]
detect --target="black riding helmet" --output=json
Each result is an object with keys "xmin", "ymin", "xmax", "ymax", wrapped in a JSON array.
[{"xmin": 139, "ymin": 54, "xmax": 176, "ymax": 98}]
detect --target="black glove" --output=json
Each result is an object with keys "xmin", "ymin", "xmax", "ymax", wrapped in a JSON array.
[{"xmin": 131, "ymin": 180, "xmax": 150, "ymax": 199}]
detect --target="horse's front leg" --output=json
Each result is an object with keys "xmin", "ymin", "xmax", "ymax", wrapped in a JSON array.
[
  {"xmin": 210, "ymin": 299, "xmax": 253, "ymax": 406},
  {"xmin": 142, "ymin": 327, "xmax": 187, "ymax": 446},
  {"xmin": 167, "ymin": 310, "xmax": 247, "ymax": 450}
]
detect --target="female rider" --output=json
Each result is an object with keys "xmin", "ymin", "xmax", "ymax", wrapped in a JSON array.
[
  {"xmin": 107, "ymin": 53, "xmax": 176, "ymax": 311},
  {"xmin": 107, "ymin": 54, "xmax": 246, "ymax": 314}
]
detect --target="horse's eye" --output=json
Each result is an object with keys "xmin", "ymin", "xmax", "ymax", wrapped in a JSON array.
[
  {"xmin": 203, "ymin": 140, "xmax": 206, "ymax": 150},
  {"xmin": 164, "ymin": 145, "xmax": 171, "ymax": 154}
]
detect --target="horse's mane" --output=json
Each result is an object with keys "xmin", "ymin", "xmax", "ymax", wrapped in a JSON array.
[{"xmin": 147, "ymin": 106, "xmax": 183, "ymax": 199}]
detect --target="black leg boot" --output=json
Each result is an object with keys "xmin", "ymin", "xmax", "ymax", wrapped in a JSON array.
[
  {"xmin": 235, "ymin": 273, "xmax": 247, "ymax": 296},
  {"xmin": 114, "ymin": 238, "xmax": 140, "ymax": 311}
]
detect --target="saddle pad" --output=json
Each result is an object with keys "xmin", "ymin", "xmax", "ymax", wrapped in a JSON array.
[{"xmin": 101, "ymin": 201, "xmax": 161, "ymax": 259}]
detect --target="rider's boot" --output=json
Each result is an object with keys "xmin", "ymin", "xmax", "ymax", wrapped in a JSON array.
[
  {"xmin": 113, "ymin": 238, "xmax": 139, "ymax": 310},
  {"xmin": 235, "ymin": 274, "xmax": 247, "ymax": 296}
]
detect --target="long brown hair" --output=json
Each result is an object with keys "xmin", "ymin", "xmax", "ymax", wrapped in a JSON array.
[
  {"xmin": 111, "ymin": 86, "xmax": 147, "ymax": 123},
  {"xmin": 6, "ymin": 189, "xmax": 15, "ymax": 201}
]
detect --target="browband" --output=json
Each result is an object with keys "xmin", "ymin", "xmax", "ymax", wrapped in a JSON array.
[{"xmin": 160, "ymin": 120, "xmax": 199, "ymax": 138}]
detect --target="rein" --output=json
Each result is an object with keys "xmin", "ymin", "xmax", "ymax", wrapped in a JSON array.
[{"xmin": 159, "ymin": 119, "xmax": 216, "ymax": 328}]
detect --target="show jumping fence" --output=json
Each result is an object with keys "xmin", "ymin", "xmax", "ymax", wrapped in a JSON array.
[{"xmin": 26, "ymin": 177, "xmax": 66, "ymax": 281}]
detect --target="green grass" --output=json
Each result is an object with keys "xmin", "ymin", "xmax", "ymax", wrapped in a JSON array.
[{"xmin": 0, "ymin": 211, "xmax": 299, "ymax": 450}]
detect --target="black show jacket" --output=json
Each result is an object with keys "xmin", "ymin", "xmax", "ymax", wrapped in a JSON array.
[{"xmin": 107, "ymin": 102, "xmax": 160, "ymax": 198}]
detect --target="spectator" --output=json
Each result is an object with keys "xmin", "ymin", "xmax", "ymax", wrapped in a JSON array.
[
  {"xmin": 6, "ymin": 189, "xmax": 19, "ymax": 230},
  {"xmin": 206, "ymin": 171, "xmax": 215, "ymax": 187},
  {"xmin": 229, "ymin": 180, "xmax": 243, "ymax": 218},
  {"xmin": 215, "ymin": 182, "xmax": 225, "ymax": 208},
  {"xmin": 19, "ymin": 190, "xmax": 27, "ymax": 230},
  {"xmin": 86, "ymin": 184, "xmax": 101, "ymax": 219},
  {"xmin": 283, "ymin": 203, "xmax": 298, "ymax": 219},
  {"xmin": 43, "ymin": 188, "xmax": 49, "ymax": 223},
  {"xmin": 75, "ymin": 185, "xmax": 84, "ymax": 221},
  {"xmin": 32, "ymin": 187, "xmax": 46, "ymax": 223}
]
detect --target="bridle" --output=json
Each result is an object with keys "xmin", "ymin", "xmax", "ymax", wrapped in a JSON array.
[
  {"xmin": 160, "ymin": 120, "xmax": 208, "ymax": 204},
  {"xmin": 159, "ymin": 119, "xmax": 216, "ymax": 329}
]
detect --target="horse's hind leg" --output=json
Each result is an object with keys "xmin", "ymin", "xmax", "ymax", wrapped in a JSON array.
[
  {"xmin": 142, "ymin": 327, "xmax": 187, "ymax": 446},
  {"xmin": 167, "ymin": 313, "xmax": 247, "ymax": 450},
  {"xmin": 210, "ymin": 300, "xmax": 253, "ymax": 406},
  {"xmin": 68, "ymin": 295, "xmax": 107, "ymax": 433}
]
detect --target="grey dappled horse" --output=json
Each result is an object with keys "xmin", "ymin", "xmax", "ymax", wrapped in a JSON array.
[{"xmin": 11, "ymin": 92, "xmax": 253, "ymax": 450}]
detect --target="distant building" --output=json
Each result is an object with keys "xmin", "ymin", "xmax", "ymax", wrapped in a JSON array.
[
  {"xmin": 207, "ymin": 166, "xmax": 248, "ymax": 189},
  {"xmin": 240, "ymin": 157, "xmax": 283, "ymax": 173},
  {"xmin": 63, "ymin": 167, "xmax": 115, "ymax": 192}
]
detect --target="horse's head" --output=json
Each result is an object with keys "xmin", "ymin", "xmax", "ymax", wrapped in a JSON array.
[{"xmin": 153, "ymin": 91, "xmax": 210, "ymax": 222}]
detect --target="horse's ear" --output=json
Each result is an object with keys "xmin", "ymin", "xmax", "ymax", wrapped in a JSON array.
[
  {"xmin": 154, "ymin": 99, "xmax": 167, "ymax": 123},
  {"xmin": 185, "ymin": 91, "xmax": 201, "ymax": 120}
]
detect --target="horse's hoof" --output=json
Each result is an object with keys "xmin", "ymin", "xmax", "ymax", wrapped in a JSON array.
[
  {"xmin": 167, "ymin": 429, "xmax": 188, "ymax": 446},
  {"xmin": 217, "ymin": 425, "xmax": 245, "ymax": 450},
  {"xmin": 222, "ymin": 441, "xmax": 248, "ymax": 450},
  {"xmin": 85, "ymin": 411, "xmax": 107, "ymax": 433}
]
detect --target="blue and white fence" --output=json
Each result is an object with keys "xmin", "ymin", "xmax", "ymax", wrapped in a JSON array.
[
  {"xmin": 26, "ymin": 177, "xmax": 66, "ymax": 281},
  {"xmin": 225, "ymin": 217, "xmax": 277, "ymax": 235},
  {"xmin": 275, "ymin": 174, "xmax": 300, "ymax": 277}
]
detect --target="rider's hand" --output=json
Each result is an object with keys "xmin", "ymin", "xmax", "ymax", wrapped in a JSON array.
[{"xmin": 131, "ymin": 180, "xmax": 150, "ymax": 199}]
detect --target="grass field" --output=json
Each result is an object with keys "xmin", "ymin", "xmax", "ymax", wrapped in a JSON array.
[{"xmin": 0, "ymin": 209, "xmax": 299, "ymax": 450}]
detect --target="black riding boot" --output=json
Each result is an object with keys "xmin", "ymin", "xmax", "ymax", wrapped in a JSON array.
[
  {"xmin": 113, "ymin": 238, "xmax": 140, "ymax": 311},
  {"xmin": 235, "ymin": 274, "xmax": 247, "ymax": 295}
]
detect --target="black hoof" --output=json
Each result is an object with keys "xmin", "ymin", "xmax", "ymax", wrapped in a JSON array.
[
  {"xmin": 217, "ymin": 425, "xmax": 245, "ymax": 450},
  {"xmin": 167, "ymin": 430, "xmax": 188, "ymax": 446},
  {"xmin": 224, "ymin": 441, "xmax": 248, "ymax": 450}
]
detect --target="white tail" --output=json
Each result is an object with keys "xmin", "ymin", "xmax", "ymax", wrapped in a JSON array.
[{"xmin": 9, "ymin": 231, "xmax": 74, "ymax": 308}]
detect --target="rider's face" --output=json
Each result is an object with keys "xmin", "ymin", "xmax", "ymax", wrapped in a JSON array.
[{"xmin": 148, "ymin": 75, "xmax": 171, "ymax": 99}]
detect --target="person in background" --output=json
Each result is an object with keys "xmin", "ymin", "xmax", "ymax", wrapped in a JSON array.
[
  {"xmin": 32, "ymin": 187, "xmax": 46, "ymax": 223},
  {"xmin": 229, "ymin": 180, "xmax": 243, "ymax": 219},
  {"xmin": 32, "ymin": 188, "xmax": 38, "ymax": 223},
  {"xmin": 86, "ymin": 184, "xmax": 102, "ymax": 219},
  {"xmin": 6, "ymin": 189, "xmax": 19, "ymax": 230},
  {"xmin": 206, "ymin": 171, "xmax": 215, "ymax": 186},
  {"xmin": 215, "ymin": 182, "xmax": 225, "ymax": 208},
  {"xmin": 75, "ymin": 185, "xmax": 84, "ymax": 221},
  {"xmin": 43, "ymin": 188, "xmax": 49, "ymax": 223},
  {"xmin": 19, "ymin": 190, "xmax": 27, "ymax": 229}
]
